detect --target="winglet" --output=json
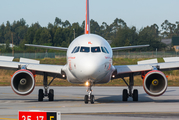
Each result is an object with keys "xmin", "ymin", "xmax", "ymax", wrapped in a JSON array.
[{"xmin": 85, "ymin": 0, "xmax": 90, "ymax": 34}]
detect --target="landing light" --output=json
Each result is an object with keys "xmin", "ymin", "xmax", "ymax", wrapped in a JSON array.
[
  {"xmin": 112, "ymin": 75, "xmax": 115, "ymax": 78},
  {"xmin": 85, "ymin": 81, "xmax": 89, "ymax": 86},
  {"xmin": 62, "ymin": 75, "xmax": 65, "ymax": 78}
]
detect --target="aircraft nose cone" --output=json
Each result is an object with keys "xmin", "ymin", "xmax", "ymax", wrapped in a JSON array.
[{"xmin": 78, "ymin": 56, "xmax": 102, "ymax": 77}]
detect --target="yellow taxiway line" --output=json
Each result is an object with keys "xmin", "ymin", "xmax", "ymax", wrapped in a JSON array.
[{"xmin": 0, "ymin": 118, "xmax": 17, "ymax": 120}]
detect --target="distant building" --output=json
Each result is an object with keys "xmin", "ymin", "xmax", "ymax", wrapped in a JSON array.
[
  {"xmin": 161, "ymin": 39, "xmax": 172, "ymax": 46},
  {"xmin": 172, "ymin": 37, "xmax": 179, "ymax": 52},
  {"xmin": 161, "ymin": 39, "xmax": 172, "ymax": 50}
]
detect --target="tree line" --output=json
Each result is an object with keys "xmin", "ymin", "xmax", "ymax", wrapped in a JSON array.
[{"xmin": 0, "ymin": 18, "xmax": 179, "ymax": 53}]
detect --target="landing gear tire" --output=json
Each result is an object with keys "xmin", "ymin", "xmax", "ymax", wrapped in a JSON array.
[
  {"xmin": 122, "ymin": 89, "xmax": 128, "ymax": 101},
  {"xmin": 84, "ymin": 95, "xmax": 88, "ymax": 104},
  {"xmin": 38, "ymin": 89, "xmax": 44, "ymax": 101},
  {"xmin": 48, "ymin": 89, "xmax": 54, "ymax": 101},
  {"xmin": 133, "ymin": 89, "xmax": 138, "ymax": 101},
  {"xmin": 90, "ymin": 95, "xmax": 94, "ymax": 104}
]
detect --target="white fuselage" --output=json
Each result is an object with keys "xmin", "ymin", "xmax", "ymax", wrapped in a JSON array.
[{"xmin": 63, "ymin": 34, "xmax": 115, "ymax": 84}]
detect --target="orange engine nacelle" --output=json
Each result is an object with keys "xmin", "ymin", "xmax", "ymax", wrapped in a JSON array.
[
  {"xmin": 143, "ymin": 70, "xmax": 167, "ymax": 96},
  {"xmin": 11, "ymin": 69, "xmax": 35, "ymax": 96}
]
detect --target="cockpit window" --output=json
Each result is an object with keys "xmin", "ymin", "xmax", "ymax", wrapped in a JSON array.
[
  {"xmin": 91, "ymin": 47, "xmax": 101, "ymax": 53},
  {"xmin": 80, "ymin": 47, "xmax": 90, "ymax": 52},
  {"xmin": 101, "ymin": 47, "xmax": 106, "ymax": 53},
  {"xmin": 71, "ymin": 46, "xmax": 77, "ymax": 53},
  {"xmin": 74, "ymin": 46, "xmax": 80, "ymax": 53},
  {"xmin": 104, "ymin": 47, "xmax": 109, "ymax": 54},
  {"xmin": 72, "ymin": 46, "xmax": 109, "ymax": 54}
]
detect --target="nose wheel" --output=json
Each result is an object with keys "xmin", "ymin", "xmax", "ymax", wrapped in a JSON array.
[
  {"xmin": 84, "ymin": 81, "xmax": 94, "ymax": 104},
  {"xmin": 84, "ymin": 95, "xmax": 88, "ymax": 104},
  {"xmin": 84, "ymin": 94, "xmax": 95, "ymax": 104}
]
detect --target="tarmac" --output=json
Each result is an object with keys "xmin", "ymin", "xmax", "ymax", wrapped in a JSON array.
[{"xmin": 0, "ymin": 86, "xmax": 179, "ymax": 120}]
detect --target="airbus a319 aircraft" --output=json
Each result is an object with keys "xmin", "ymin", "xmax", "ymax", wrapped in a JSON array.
[{"xmin": 1, "ymin": 0, "xmax": 179, "ymax": 104}]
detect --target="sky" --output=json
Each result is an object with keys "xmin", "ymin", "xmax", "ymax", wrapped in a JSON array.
[{"xmin": 1, "ymin": 0, "xmax": 179, "ymax": 30}]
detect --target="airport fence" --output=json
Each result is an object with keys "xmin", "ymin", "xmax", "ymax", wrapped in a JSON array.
[
  {"xmin": 113, "ymin": 51, "xmax": 179, "ymax": 58},
  {"xmin": 0, "ymin": 52, "xmax": 66, "ymax": 59},
  {"xmin": 0, "ymin": 51, "xmax": 178, "ymax": 59}
]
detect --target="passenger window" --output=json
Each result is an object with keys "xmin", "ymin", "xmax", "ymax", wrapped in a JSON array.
[
  {"xmin": 104, "ymin": 47, "xmax": 109, "ymax": 54},
  {"xmin": 80, "ymin": 47, "xmax": 90, "ymax": 52},
  {"xmin": 91, "ymin": 47, "xmax": 101, "ymax": 53},
  {"xmin": 101, "ymin": 47, "xmax": 106, "ymax": 53},
  {"xmin": 71, "ymin": 46, "xmax": 77, "ymax": 53},
  {"xmin": 74, "ymin": 46, "xmax": 80, "ymax": 53}
]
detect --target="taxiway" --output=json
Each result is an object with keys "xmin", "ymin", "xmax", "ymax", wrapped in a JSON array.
[{"xmin": 0, "ymin": 86, "xmax": 179, "ymax": 120}]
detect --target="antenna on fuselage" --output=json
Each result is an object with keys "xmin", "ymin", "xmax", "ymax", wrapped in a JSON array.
[{"xmin": 85, "ymin": 0, "xmax": 90, "ymax": 34}]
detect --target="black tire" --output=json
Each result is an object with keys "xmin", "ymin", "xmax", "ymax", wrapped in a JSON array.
[
  {"xmin": 84, "ymin": 95, "xmax": 88, "ymax": 104},
  {"xmin": 133, "ymin": 89, "xmax": 138, "ymax": 101},
  {"xmin": 38, "ymin": 89, "xmax": 44, "ymax": 101},
  {"xmin": 90, "ymin": 95, "xmax": 94, "ymax": 104},
  {"xmin": 122, "ymin": 89, "xmax": 128, "ymax": 101},
  {"xmin": 48, "ymin": 89, "xmax": 54, "ymax": 101}
]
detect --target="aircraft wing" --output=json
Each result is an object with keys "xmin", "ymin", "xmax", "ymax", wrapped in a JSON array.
[
  {"xmin": 25, "ymin": 44, "xmax": 68, "ymax": 51},
  {"xmin": 114, "ymin": 64, "xmax": 152, "ymax": 75},
  {"xmin": 0, "ymin": 56, "xmax": 65, "ymax": 78},
  {"xmin": 114, "ymin": 57, "xmax": 179, "ymax": 76},
  {"xmin": 112, "ymin": 44, "xmax": 149, "ymax": 51}
]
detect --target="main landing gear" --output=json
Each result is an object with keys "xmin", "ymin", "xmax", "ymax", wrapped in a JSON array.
[
  {"xmin": 84, "ymin": 81, "xmax": 94, "ymax": 104},
  {"xmin": 38, "ymin": 72, "xmax": 56, "ymax": 101},
  {"xmin": 121, "ymin": 73, "xmax": 138, "ymax": 101}
]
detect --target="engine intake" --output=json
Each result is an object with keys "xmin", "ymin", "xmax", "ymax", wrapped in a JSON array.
[
  {"xmin": 143, "ymin": 70, "xmax": 167, "ymax": 96},
  {"xmin": 11, "ymin": 69, "xmax": 35, "ymax": 95}
]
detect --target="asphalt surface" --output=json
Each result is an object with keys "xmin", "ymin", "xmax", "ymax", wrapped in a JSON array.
[{"xmin": 0, "ymin": 86, "xmax": 179, "ymax": 120}]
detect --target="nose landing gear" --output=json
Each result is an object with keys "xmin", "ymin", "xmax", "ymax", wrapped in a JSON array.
[{"xmin": 84, "ymin": 80, "xmax": 94, "ymax": 104}]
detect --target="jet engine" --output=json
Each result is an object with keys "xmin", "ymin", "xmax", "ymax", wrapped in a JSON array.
[
  {"xmin": 143, "ymin": 70, "xmax": 167, "ymax": 96},
  {"xmin": 11, "ymin": 69, "xmax": 35, "ymax": 95}
]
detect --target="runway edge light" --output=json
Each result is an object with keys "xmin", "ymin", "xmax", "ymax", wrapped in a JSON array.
[{"xmin": 18, "ymin": 110, "xmax": 61, "ymax": 120}]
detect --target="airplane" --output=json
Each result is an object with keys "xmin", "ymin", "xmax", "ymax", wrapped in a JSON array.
[{"xmin": 0, "ymin": 0, "xmax": 177, "ymax": 104}]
